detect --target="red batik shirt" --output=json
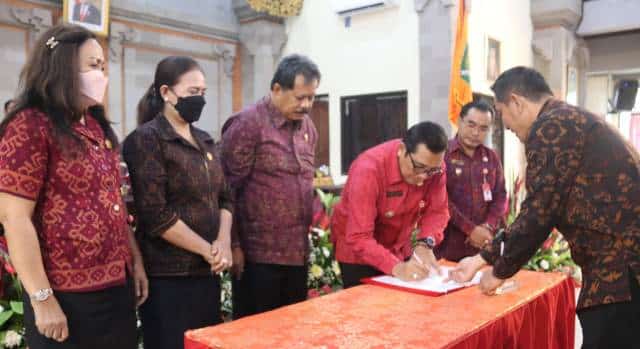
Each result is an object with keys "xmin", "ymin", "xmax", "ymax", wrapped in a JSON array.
[
  {"xmin": 331, "ymin": 140, "xmax": 450, "ymax": 274},
  {"xmin": 0, "ymin": 108, "xmax": 132, "ymax": 292}
]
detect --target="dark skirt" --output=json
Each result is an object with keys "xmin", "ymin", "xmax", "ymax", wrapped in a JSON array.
[
  {"xmin": 140, "ymin": 275, "xmax": 221, "ymax": 349},
  {"xmin": 340, "ymin": 262, "xmax": 382, "ymax": 288},
  {"xmin": 23, "ymin": 279, "xmax": 137, "ymax": 349}
]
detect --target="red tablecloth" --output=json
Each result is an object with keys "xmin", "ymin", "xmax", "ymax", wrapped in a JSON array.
[{"xmin": 185, "ymin": 269, "xmax": 575, "ymax": 349}]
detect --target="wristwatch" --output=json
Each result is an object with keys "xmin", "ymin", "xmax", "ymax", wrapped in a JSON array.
[
  {"xmin": 30, "ymin": 288, "xmax": 53, "ymax": 302},
  {"xmin": 417, "ymin": 236, "xmax": 436, "ymax": 249}
]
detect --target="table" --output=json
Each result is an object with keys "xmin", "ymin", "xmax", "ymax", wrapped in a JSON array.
[{"xmin": 185, "ymin": 270, "xmax": 575, "ymax": 349}]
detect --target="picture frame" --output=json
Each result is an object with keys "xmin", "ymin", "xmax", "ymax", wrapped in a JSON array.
[
  {"xmin": 486, "ymin": 37, "xmax": 501, "ymax": 82},
  {"xmin": 63, "ymin": 0, "xmax": 110, "ymax": 37}
]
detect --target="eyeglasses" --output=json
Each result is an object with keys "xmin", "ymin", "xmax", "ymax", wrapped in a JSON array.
[{"xmin": 407, "ymin": 153, "xmax": 443, "ymax": 176}]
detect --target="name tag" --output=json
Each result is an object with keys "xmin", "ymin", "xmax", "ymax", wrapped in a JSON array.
[
  {"xmin": 482, "ymin": 182, "xmax": 493, "ymax": 202},
  {"xmin": 386, "ymin": 191, "xmax": 403, "ymax": 198}
]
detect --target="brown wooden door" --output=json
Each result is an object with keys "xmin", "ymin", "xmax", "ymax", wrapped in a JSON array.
[
  {"xmin": 310, "ymin": 95, "xmax": 330, "ymax": 168},
  {"xmin": 341, "ymin": 91, "xmax": 407, "ymax": 174}
]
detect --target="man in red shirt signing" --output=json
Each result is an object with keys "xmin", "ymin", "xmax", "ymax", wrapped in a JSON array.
[{"xmin": 331, "ymin": 122, "xmax": 450, "ymax": 287}]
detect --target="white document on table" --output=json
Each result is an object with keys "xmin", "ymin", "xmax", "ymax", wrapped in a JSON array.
[{"xmin": 367, "ymin": 266, "xmax": 483, "ymax": 295}]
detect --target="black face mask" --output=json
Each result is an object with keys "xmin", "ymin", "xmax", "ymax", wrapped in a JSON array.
[{"xmin": 172, "ymin": 95, "xmax": 206, "ymax": 123}]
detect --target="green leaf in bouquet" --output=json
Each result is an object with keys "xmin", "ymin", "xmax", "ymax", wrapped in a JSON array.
[
  {"xmin": 9, "ymin": 301, "xmax": 23, "ymax": 315},
  {"xmin": 12, "ymin": 276, "xmax": 23, "ymax": 296},
  {"xmin": 0, "ymin": 310, "xmax": 14, "ymax": 328}
]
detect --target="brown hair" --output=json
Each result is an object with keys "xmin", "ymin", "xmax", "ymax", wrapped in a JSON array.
[
  {"xmin": 0, "ymin": 23, "xmax": 117, "ymax": 149},
  {"xmin": 137, "ymin": 56, "xmax": 203, "ymax": 125}
]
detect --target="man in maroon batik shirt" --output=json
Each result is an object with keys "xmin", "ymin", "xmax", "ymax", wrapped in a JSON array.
[
  {"xmin": 331, "ymin": 122, "xmax": 450, "ymax": 288},
  {"xmin": 434, "ymin": 101, "xmax": 507, "ymax": 262},
  {"xmin": 221, "ymin": 54, "xmax": 320, "ymax": 318}
]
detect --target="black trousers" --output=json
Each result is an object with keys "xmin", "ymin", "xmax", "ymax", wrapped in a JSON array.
[
  {"xmin": 140, "ymin": 275, "xmax": 221, "ymax": 349},
  {"xmin": 340, "ymin": 262, "xmax": 382, "ymax": 289},
  {"xmin": 23, "ymin": 279, "xmax": 137, "ymax": 349},
  {"xmin": 232, "ymin": 263, "xmax": 307, "ymax": 319},
  {"xmin": 577, "ymin": 270, "xmax": 640, "ymax": 349}
]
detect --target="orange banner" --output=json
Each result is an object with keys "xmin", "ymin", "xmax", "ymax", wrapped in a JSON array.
[{"xmin": 448, "ymin": 0, "xmax": 473, "ymax": 128}]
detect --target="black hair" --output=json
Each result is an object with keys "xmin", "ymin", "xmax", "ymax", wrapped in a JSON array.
[
  {"xmin": 3, "ymin": 99, "xmax": 12, "ymax": 113},
  {"xmin": 403, "ymin": 121, "xmax": 448, "ymax": 154},
  {"xmin": 270, "ymin": 54, "xmax": 321, "ymax": 90},
  {"xmin": 460, "ymin": 101, "xmax": 494, "ymax": 120},
  {"xmin": 0, "ymin": 24, "xmax": 117, "ymax": 150},
  {"xmin": 490, "ymin": 66, "xmax": 553, "ymax": 103},
  {"xmin": 137, "ymin": 56, "xmax": 203, "ymax": 125}
]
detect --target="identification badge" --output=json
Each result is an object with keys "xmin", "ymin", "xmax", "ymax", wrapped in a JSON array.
[
  {"xmin": 455, "ymin": 168, "xmax": 462, "ymax": 176},
  {"xmin": 482, "ymin": 182, "xmax": 493, "ymax": 202},
  {"xmin": 386, "ymin": 191, "xmax": 403, "ymax": 198}
]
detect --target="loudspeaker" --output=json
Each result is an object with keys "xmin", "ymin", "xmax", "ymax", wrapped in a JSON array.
[{"xmin": 612, "ymin": 79, "xmax": 638, "ymax": 111}]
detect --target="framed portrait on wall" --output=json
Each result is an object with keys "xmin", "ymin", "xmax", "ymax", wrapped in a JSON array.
[
  {"xmin": 486, "ymin": 37, "xmax": 501, "ymax": 82},
  {"xmin": 63, "ymin": 0, "xmax": 110, "ymax": 36}
]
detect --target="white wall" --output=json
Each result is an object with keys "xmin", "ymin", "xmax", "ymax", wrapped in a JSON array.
[
  {"xmin": 282, "ymin": 0, "xmax": 420, "ymax": 178},
  {"xmin": 467, "ymin": 0, "xmax": 533, "ymax": 186},
  {"xmin": 585, "ymin": 75, "xmax": 610, "ymax": 116},
  {"xmin": 0, "ymin": 26, "xmax": 26, "ymax": 112},
  {"xmin": 468, "ymin": 0, "xmax": 533, "ymax": 95},
  {"xmin": 583, "ymin": 31, "xmax": 640, "ymax": 134},
  {"xmin": 587, "ymin": 32, "xmax": 640, "ymax": 74},
  {"xmin": 577, "ymin": 0, "xmax": 640, "ymax": 36},
  {"xmin": 111, "ymin": 0, "xmax": 238, "ymax": 34}
]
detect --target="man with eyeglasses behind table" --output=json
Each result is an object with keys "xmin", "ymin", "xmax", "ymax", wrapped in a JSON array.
[
  {"xmin": 434, "ymin": 101, "xmax": 507, "ymax": 262},
  {"xmin": 331, "ymin": 122, "xmax": 450, "ymax": 287}
]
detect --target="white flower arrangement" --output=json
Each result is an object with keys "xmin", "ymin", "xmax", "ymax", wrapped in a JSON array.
[{"xmin": 3, "ymin": 330, "xmax": 22, "ymax": 348}]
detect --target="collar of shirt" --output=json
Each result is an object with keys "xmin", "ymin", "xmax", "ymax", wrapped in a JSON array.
[
  {"xmin": 261, "ymin": 95, "xmax": 303, "ymax": 131},
  {"xmin": 150, "ymin": 114, "xmax": 214, "ymax": 146},
  {"xmin": 526, "ymin": 98, "xmax": 559, "ymax": 145},
  {"xmin": 449, "ymin": 137, "xmax": 463, "ymax": 154},
  {"xmin": 448, "ymin": 136, "xmax": 488, "ymax": 160},
  {"xmin": 384, "ymin": 140, "xmax": 404, "ymax": 185},
  {"xmin": 72, "ymin": 116, "xmax": 102, "ymax": 144}
]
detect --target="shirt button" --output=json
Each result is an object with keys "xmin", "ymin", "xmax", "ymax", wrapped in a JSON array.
[{"xmin": 114, "ymin": 204, "xmax": 121, "ymax": 212}]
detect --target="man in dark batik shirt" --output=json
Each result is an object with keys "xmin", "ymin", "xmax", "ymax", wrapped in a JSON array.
[
  {"xmin": 450, "ymin": 67, "xmax": 640, "ymax": 348},
  {"xmin": 435, "ymin": 101, "xmax": 507, "ymax": 262},
  {"xmin": 221, "ymin": 54, "xmax": 320, "ymax": 318}
]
